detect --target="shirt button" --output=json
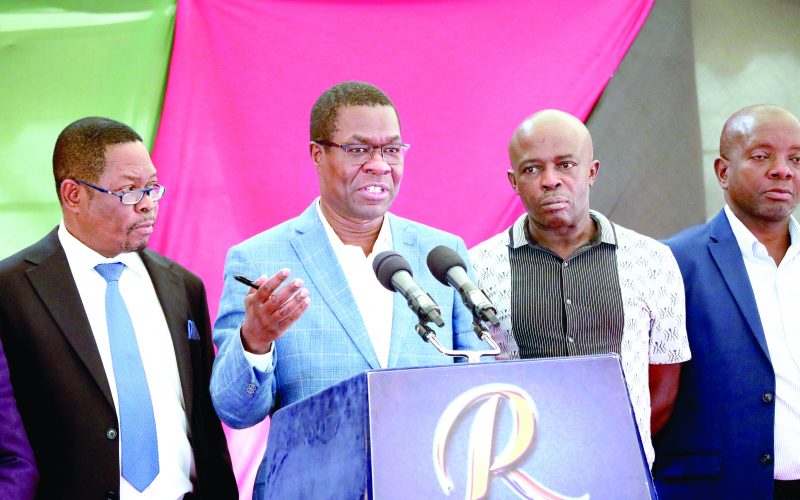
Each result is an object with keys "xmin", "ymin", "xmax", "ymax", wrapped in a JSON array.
[
  {"xmin": 106, "ymin": 428, "xmax": 118, "ymax": 440},
  {"xmin": 762, "ymin": 392, "xmax": 774, "ymax": 403},
  {"xmin": 565, "ymin": 299, "xmax": 572, "ymax": 305},
  {"xmin": 760, "ymin": 453, "xmax": 773, "ymax": 465},
  {"xmin": 567, "ymin": 336, "xmax": 574, "ymax": 343},
  {"xmin": 563, "ymin": 261, "xmax": 569, "ymax": 268}
]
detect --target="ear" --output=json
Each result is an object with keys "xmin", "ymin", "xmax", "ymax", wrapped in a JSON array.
[
  {"xmin": 714, "ymin": 157, "xmax": 729, "ymax": 189},
  {"xmin": 310, "ymin": 141, "xmax": 323, "ymax": 170},
  {"xmin": 60, "ymin": 179, "xmax": 82, "ymax": 213},
  {"xmin": 507, "ymin": 169, "xmax": 518, "ymax": 193},
  {"xmin": 588, "ymin": 160, "xmax": 600, "ymax": 186}
]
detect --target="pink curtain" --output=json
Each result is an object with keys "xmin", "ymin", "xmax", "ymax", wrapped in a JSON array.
[{"xmin": 150, "ymin": 0, "xmax": 653, "ymax": 496}]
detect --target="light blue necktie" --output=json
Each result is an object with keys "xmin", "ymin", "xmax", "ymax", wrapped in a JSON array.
[{"xmin": 95, "ymin": 262, "xmax": 159, "ymax": 492}]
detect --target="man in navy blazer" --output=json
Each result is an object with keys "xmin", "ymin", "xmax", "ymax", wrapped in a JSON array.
[
  {"xmin": 653, "ymin": 105, "xmax": 800, "ymax": 499},
  {"xmin": 211, "ymin": 81, "xmax": 488, "ymax": 498}
]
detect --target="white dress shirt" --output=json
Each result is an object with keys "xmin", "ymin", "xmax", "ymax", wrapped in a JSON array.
[
  {"xmin": 243, "ymin": 199, "xmax": 395, "ymax": 369},
  {"xmin": 726, "ymin": 206, "xmax": 800, "ymax": 479},
  {"xmin": 316, "ymin": 200, "xmax": 394, "ymax": 368},
  {"xmin": 58, "ymin": 222, "xmax": 194, "ymax": 499}
]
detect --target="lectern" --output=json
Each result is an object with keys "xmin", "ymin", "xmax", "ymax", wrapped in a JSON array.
[{"xmin": 263, "ymin": 354, "xmax": 655, "ymax": 499}]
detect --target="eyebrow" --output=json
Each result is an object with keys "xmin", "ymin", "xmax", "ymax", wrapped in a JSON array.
[
  {"xmin": 350, "ymin": 134, "xmax": 402, "ymax": 145},
  {"xmin": 521, "ymin": 154, "xmax": 577, "ymax": 164}
]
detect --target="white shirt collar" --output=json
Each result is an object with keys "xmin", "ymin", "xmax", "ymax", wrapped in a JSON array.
[
  {"xmin": 58, "ymin": 220, "xmax": 147, "ymax": 278},
  {"xmin": 314, "ymin": 198, "xmax": 393, "ymax": 256},
  {"xmin": 723, "ymin": 205, "xmax": 800, "ymax": 260}
]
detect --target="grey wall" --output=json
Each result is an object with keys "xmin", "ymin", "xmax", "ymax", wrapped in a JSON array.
[
  {"xmin": 692, "ymin": 0, "xmax": 800, "ymax": 219},
  {"xmin": 586, "ymin": 0, "xmax": 705, "ymax": 239}
]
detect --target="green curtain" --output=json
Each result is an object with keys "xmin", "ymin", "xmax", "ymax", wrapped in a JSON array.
[{"xmin": 0, "ymin": 0, "xmax": 175, "ymax": 259}]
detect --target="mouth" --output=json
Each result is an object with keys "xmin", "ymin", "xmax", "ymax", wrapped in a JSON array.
[
  {"xmin": 358, "ymin": 183, "xmax": 391, "ymax": 200},
  {"xmin": 765, "ymin": 188, "xmax": 793, "ymax": 201},
  {"xmin": 130, "ymin": 220, "xmax": 155, "ymax": 234},
  {"xmin": 540, "ymin": 196, "xmax": 570, "ymax": 211}
]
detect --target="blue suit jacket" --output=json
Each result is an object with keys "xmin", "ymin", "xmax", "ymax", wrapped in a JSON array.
[
  {"xmin": 210, "ymin": 202, "xmax": 487, "ymax": 496},
  {"xmin": 653, "ymin": 210, "xmax": 775, "ymax": 499}
]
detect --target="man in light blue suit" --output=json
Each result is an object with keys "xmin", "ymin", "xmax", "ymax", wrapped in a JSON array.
[
  {"xmin": 210, "ymin": 81, "xmax": 487, "ymax": 497},
  {"xmin": 653, "ymin": 105, "xmax": 800, "ymax": 499}
]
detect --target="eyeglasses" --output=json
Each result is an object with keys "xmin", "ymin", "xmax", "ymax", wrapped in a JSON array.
[
  {"xmin": 315, "ymin": 140, "xmax": 410, "ymax": 165},
  {"xmin": 74, "ymin": 179, "xmax": 166, "ymax": 205}
]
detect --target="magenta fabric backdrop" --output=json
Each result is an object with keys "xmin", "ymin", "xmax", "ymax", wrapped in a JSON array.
[{"xmin": 149, "ymin": 0, "xmax": 653, "ymax": 495}]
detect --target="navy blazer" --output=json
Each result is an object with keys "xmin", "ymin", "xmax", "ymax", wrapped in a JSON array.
[{"xmin": 653, "ymin": 210, "xmax": 776, "ymax": 499}]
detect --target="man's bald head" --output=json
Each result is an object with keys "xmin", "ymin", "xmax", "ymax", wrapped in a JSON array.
[
  {"xmin": 714, "ymin": 104, "xmax": 800, "ymax": 230},
  {"xmin": 509, "ymin": 109, "xmax": 594, "ymax": 166},
  {"xmin": 720, "ymin": 104, "xmax": 800, "ymax": 160}
]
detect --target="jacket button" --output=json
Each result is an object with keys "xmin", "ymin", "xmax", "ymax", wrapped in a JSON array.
[
  {"xmin": 762, "ymin": 392, "xmax": 774, "ymax": 403},
  {"xmin": 106, "ymin": 428, "xmax": 118, "ymax": 440},
  {"xmin": 105, "ymin": 490, "xmax": 118, "ymax": 500},
  {"xmin": 760, "ymin": 453, "xmax": 773, "ymax": 465}
]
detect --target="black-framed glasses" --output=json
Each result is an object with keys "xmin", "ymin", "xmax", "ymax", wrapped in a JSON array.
[
  {"xmin": 74, "ymin": 179, "xmax": 166, "ymax": 205},
  {"xmin": 315, "ymin": 140, "xmax": 410, "ymax": 165}
]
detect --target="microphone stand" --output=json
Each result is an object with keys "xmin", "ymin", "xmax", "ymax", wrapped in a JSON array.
[{"xmin": 414, "ymin": 312, "xmax": 501, "ymax": 363}]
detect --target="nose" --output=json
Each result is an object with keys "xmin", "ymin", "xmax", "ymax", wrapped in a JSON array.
[
  {"xmin": 768, "ymin": 156, "xmax": 794, "ymax": 180},
  {"xmin": 362, "ymin": 153, "xmax": 391, "ymax": 175},
  {"xmin": 134, "ymin": 191, "xmax": 157, "ymax": 213},
  {"xmin": 540, "ymin": 165, "xmax": 562, "ymax": 190}
]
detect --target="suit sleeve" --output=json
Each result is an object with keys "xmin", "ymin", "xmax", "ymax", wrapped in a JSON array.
[
  {"xmin": 0, "ymin": 339, "xmax": 38, "ymax": 500},
  {"xmin": 210, "ymin": 245, "xmax": 277, "ymax": 429}
]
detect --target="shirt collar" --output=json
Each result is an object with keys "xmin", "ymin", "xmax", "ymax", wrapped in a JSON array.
[
  {"xmin": 508, "ymin": 209, "xmax": 616, "ymax": 249},
  {"xmin": 314, "ymin": 198, "xmax": 393, "ymax": 258},
  {"xmin": 58, "ymin": 220, "xmax": 147, "ymax": 277},
  {"xmin": 724, "ymin": 204, "xmax": 800, "ymax": 259}
]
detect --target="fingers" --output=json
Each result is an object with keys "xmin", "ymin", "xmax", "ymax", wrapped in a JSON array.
[
  {"xmin": 240, "ymin": 268, "xmax": 310, "ymax": 352},
  {"xmin": 251, "ymin": 268, "xmax": 292, "ymax": 302},
  {"xmin": 272, "ymin": 289, "xmax": 310, "ymax": 326}
]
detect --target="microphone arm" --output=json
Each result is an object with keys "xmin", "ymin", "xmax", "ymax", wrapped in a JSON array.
[{"xmin": 414, "ymin": 315, "xmax": 501, "ymax": 363}]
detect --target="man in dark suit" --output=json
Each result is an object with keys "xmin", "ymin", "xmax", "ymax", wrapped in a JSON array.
[
  {"xmin": 0, "ymin": 117, "xmax": 237, "ymax": 499},
  {"xmin": 653, "ymin": 105, "xmax": 800, "ymax": 499},
  {"xmin": 0, "ymin": 339, "xmax": 37, "ymax": 499}
]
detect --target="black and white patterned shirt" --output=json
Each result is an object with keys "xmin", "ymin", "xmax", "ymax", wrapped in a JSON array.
[{"xmin": 469, "ymin": 210, "xmax": 690, "ymax": 467}]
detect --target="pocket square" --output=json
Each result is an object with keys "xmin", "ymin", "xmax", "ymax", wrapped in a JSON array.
[{"xmin": 187, "ymin": 319, "xmax": 200, "ymax": 340}]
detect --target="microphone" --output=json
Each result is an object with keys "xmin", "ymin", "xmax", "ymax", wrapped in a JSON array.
[
  {"xmin": 372, "ymin": 251, "xmax": 445, "ymax": 327},
  {"xmin": 426, "ymin": 245, "xmax": 500, "ymax": 327}
]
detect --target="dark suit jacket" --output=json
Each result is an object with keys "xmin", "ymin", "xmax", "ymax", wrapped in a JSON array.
[
  {"xmin": 0, "ymin": 229, "xmax": 237, "ymax": 500},
  {"xmin": 0, "ymin": 338, "xmax": 38, "ymax": 499},
  {"xmin": 653, "ymin": 210, "xmax": 775, "ymax": 499}
]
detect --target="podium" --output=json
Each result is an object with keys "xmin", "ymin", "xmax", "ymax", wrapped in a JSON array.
[{"xmin": 263, "ymin": 354, "xmax": 655, "ymax": 499}]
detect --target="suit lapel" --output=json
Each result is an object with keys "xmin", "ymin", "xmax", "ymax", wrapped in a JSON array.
[
  {"xmin": 387, "ymin": 216, "xmax": 421, "ymax": 367},
  {"xmin": 707, "ymin": 211, "xmax": 771, "ymax": 359},
  {"xmin": 290, "ymin": 204, "xmax": 380, "ymax": 369},
  {"xmin": 141, "ymin": 250, "xmax": 194, "ymax": 422},
  {"xmin": 25, "ymin": 230, "xmax": 115, "ymax": 407}
]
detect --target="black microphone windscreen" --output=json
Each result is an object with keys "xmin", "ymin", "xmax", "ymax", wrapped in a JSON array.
[
  {"xmin": 426, "ymin": 245, "xmax": 466, "ymax": 285},
  {"xmin": 372, "ymin": 251, "xmax": 413, "ymax": 291}
]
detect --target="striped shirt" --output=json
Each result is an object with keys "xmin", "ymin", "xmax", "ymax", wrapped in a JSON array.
[{"xmin": 469, "ymin": 210, "xmax": 690, "ymax": 468}]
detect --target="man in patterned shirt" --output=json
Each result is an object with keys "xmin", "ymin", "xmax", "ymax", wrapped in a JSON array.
[{"xmin": 469, "ymin": 109, "xmax": 690, "ymax": 469}]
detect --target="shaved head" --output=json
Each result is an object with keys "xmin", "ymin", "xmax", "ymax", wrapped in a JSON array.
[
  {"xmin": 509, "ymin": 109, "xmax": 594, "ymax": 166},
  {"xmin": 714, "ymin": 104, "xmax": 800, "ymax": 232},
  {"xmin": 720, "ymin": 105, "xmax": 800, "ymax": 159},
  {"xmin": 506, "ymin": 109, "xmax": 599, "ymax": 251}
]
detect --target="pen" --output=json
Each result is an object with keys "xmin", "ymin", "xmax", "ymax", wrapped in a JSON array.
[{"xmin": 234, "ymin": 274, "xmax": 260, "ymax": 290}]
